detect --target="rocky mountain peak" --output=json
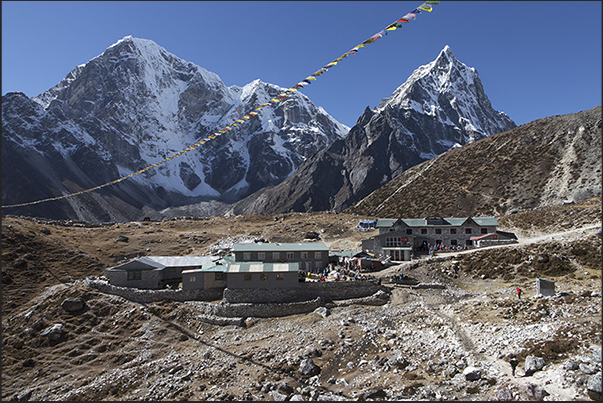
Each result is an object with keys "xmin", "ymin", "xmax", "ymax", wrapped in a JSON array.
[
  {"xmin": 228, "ymin": 46, "xmax": 518, "ymax": 216},
  {"xmin": 2, "ymin": 36, "xmax": 348, "ymax": 222}
]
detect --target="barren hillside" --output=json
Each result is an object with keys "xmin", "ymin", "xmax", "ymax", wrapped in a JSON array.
[
  {"xmin": 1, "ymin": 197, "xmax": 601, "ymax": 401},
  {"xmin": 346, "ymin": 106, "xmax": 601, "ymax": 218}
]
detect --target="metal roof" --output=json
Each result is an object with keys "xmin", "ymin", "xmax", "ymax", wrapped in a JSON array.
[
  {"xmin": 231, "ymin": 242, "xmax": 329, "ymax": 252},
  {"xmin": 376, "ymin": 219, "xmax": 398, "ymax": 228},
  {"xmin": 181, "ymin": 262, "xmax": 227, "ymax": 273},
  {"xmin": 107, "ymin": 255, "xmax": 218, "ymax": 271},
  {"xmin": 376, "ymin": 217, "xmax": 499, "ymax": 228},
  {"xmin": 144, "ymin": 256, "xmax": 216, "ymax": 267},
  {"xmin": 225, "ymin": 262, "xmax": 299, "ymax": 273}
]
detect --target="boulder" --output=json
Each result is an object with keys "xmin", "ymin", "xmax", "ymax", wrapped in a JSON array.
[
  {"xmin": 358, "ymin": 388, "xmax": 387, "ymax": 400},
  {"xmin": 592, "ymin": 348, "xmax": 602, "ymax": 364},
  {"xmin": 524, "ymin": 355, "xmax": 546, "ymax": 375},
  {"xmin": 269, "ymin": 390, "xmax": 288, "ymax": 401},
  {"xmin": 303, "ymin": 346, "xmax": 322, "ymax": 358},
  {"xmin": 277, "ymin": 382, "xmax": 294, "ymax": 394},
  {"xmin": 463, "ymin": 366, "xmax": 482, "ymax": 381},
  {"xmin": 16, "ymin": 388, "xmax": 33, "ymax": 401},
  {"xmin": 40, "ymin": 324, "xmax": 63, "ymax": 341},
  {"xmin": 61, "ymin": 297, "xmax": 85, "ymax": 313},
  {"xmin": 580, "ymin": 363, "xmax": 597, "ymax": 375},
  {"xmin": 564, "ymin": 359, "xmax": 579, "ymax": 371},
  {"xmin": 586, "ymin": 372, "xmax": 602, "ymax": 394},
  {"xmin": 299, "ymin": 358, "xmax": 320, "ymax": 376},
  {"xmin": 525, "ymin": 383, "xmax": 550, "ymax": 401},
  {"xmin": 313, "ymin": 307, "xmax": 329, "ymax": 318},
  {"xmin": 495, "ymin": 388, "xmax": 513, "ymax": 401}
]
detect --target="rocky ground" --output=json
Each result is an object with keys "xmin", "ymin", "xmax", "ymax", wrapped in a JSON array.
[{"xmin": 1, "ymin": 197, "xmax": 601, "ymax": 401}]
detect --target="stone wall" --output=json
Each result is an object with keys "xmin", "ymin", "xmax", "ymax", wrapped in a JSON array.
[
  {"xmin": 83, "ymin": 278, "xmax": 223, "ymax": 303},
  {"xmin": 186, "ymin": 297, "xmax": 324, "ymax": 318},
  {"xmin": 223, "ymin": 280, "xmax": 384, "ymax": 303}
]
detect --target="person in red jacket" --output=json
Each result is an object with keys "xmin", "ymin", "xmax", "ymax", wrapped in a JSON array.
[{"xmin": 517, "ymin": 287, "xmax": 522, "ymax": 299}]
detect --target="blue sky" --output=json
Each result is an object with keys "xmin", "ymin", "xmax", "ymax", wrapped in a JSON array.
[{"xmin": 2, "ymin": 1, "xmax": 601, "ymax": 128}]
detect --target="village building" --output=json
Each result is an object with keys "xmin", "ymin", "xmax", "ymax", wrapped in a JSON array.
[
  {"xmin": 181, "ymin": 257, "xmax": 300, "ymax": 291},
  {"xmin": 470, "ymin": 229, "xmax": 518, "ymax": 247},
  {"xmin": 349, "ymin": 251, "xmax": 386, "ymax": 271},
  {"xmin": 181, "ymin": 261, "xmax": 227, "ymax": 291},
  {"xmin": 231, "ymin": 242, "xmax": 330, "ymax": 272},
  {"xmin": 105, "ymin": 242, "xmax": 327, "ymax": 290},
  {"xmin": 104, "ymin": 256, "xmax": 216, "ymax": 289},
  {"xmin": 362, "ymin": 216, "xmax": 500, "ymax": 261}
]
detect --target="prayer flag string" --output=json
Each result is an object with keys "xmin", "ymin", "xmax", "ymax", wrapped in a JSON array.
[{"xmin": 2, "ymin": 1, "xmax": 440, "ymax": 209}]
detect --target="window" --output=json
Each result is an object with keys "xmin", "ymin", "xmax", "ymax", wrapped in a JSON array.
[
  {"xmin": 260, "ymin": 273, "xmax": 268, "ymax": 281},
  {"xmin": 385, "ymin": 237, "xmax": 401, "ymax": 247},
  {"xmin": 215, "ymin": 272, "xmax": 226, "ymax": 281},
  {"xmin": 421, "ymin": 228, "xmax": 427, "ymax": 235},
  {"xmin": 451, "ymin": 239, "xmax": 458, "ymax": 246},
  {"xmin": 435, "ymin": 228, "xmax": 442, "ymax": 234},
  {"xmin": 244, "ymin": 273, "xmax": 252, "ymax": 281},
  {"xmin": 189, "ymin": 276, "xmax": 196, "ymax": 283},
  {"xmin": 315, "ymin": 261, "xmax": 322, "ymax": 269},
  {"xmin": 127, "ymin": 271, "xmax": 141, "ymax": 281},
  {"xmin": 258, "ymin": 252, "xmax": 265, "ymax": 260},
  {"xmin": 450, "ymin": 228, "xmax": 457, "ymax": 234},
  {"xmin": 243, "ymin": 252, "xmax": 251, "ymax": 261},
  {"xmin": 436, "ymin": 240, "xmax": 442, "ymax": 246},
  {"xmin": 287, "ymin": 252, "xmax": 295, "ymax": 260},
  {"xmin": 465, "ymin": 228, "xmax": 472, "ymax": 234},
  {"xmin": 273, "ymin": 252, "xmax": 280, "ymax": 260},
  {"xmin": 301, "ymin": 252, "xmax": 309, "ymax": 259},
  {"xmin": 315, "ymin": 251, "xmax": 322, "ymax": 259},
  {"xmin": 466, "ymin": 239, "xmax": 473, "ymax": 246},
  {"xmin": 406, "ymin": 229, "xmax": 413, "ymax": 235},
  {"xmin": 276, "ymin": 273, "xmax": 284, "ymax": 280},
  {"xmin": 481, "ymin": 228, "xmax": 488, "ymax": 234}
]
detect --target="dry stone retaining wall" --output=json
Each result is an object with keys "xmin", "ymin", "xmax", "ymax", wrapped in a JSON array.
[
  {"xmin": 223, "ymin": 280, "xmax": 385, "ymax": 303},
  {"xmin": 82, "ymin": 278, "xmax": 223, "ymax": 303}
]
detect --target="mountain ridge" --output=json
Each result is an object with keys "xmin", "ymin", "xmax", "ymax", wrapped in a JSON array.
[
  {"xmin": 226, "ymin": 46, "xmax": 517, "ymax": 216},
  {"xmin": 345, "ymin": 105, "xmax": 602, "ymax": 218},
  {"xmin": 2, "ymin": 36, "xmax": 348, "ymax": 222}
]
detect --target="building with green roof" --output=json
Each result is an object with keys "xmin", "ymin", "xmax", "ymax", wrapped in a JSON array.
[
  {"xmin": 231, "ymin": 242, "xmax": 330, "ymax": 272},
  {"xmin": 364, "ymin": 216, "xmax": 500, "ymax": 260}
]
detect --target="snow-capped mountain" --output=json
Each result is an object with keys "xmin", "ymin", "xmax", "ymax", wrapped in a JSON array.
[
  {"xmin": 2, "ymin": 36, "xmax": 348, "ymax": 222},
  {"xmin": 228, "ymin": 46, "xmax": 517, "ymax": 215}
]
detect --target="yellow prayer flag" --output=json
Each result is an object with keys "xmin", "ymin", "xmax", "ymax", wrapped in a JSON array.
[{"xmin": 418, "ymin": 4, "xmax": 432, "ymax": 12}]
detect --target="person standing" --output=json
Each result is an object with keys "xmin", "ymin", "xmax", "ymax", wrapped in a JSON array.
[
  {"xmin": 509, "ymin": 354, "xmax": 519, "ymax": 376},
  {"xmin": 516, "ymin": 287, "xmax": 522, "ymax": 299}
]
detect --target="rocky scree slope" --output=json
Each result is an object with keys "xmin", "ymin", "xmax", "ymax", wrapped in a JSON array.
[
  {"xmin": 228, "ymin": 46, "xmax": 516, "ymax": 215},
  {"xmin": 1, "ymin": 36, "xmax": 348, "ymax": 223},
  {"xmin": 346, "ymin": 105, "xmax": 602, "ymax": 218}
]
